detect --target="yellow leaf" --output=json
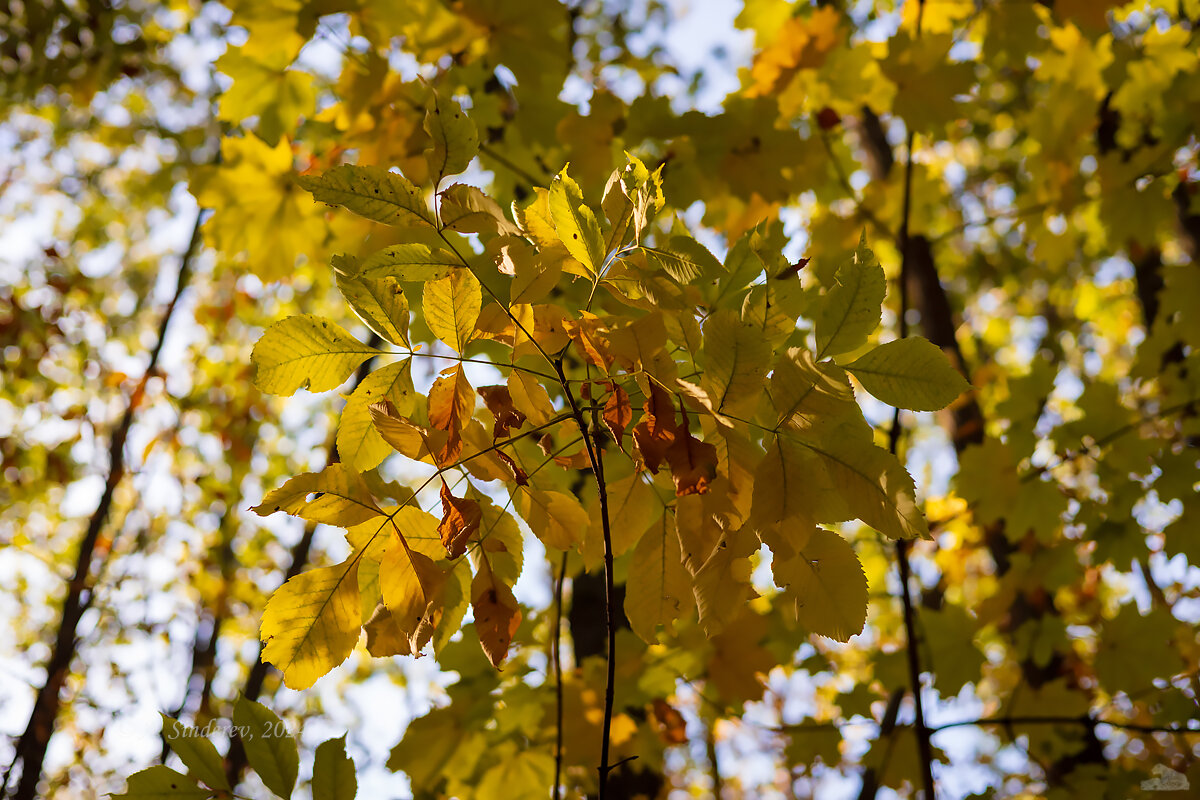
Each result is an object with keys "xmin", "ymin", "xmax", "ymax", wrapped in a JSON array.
[
  {"xmin": 439, "ymin": 184, "xmax": 519, "ymax": 235},
  {"xmin": 748, "ymin": 6, "xmax": 842, "ymax": 96},
  {"xmin": 700, "ymin": 309, "xmax": 772, "ymax": 417},
  {"xmin": 379, "ymin": 530, "xmax": 449, "ymax": 654},
  {"xmin": 513, "ymin": 486, "xmax": 588, "ymax": 551},
  {"xmin": 844, "ymin": 336, "xmax": 971, "ymax": 411},
  {"xmin": 333, "ymin": 254, "xmax": 410, "ymax": 347},
  {"xmin": 773, "ymin": 527, "xmax": 867, "ymax": 642},
  {"xmin": 299, "ymin": 164, "xmax": 434, "ymax": 228},
  {"xmin": 425, "ymin": 90, "xmax": 479, "ymax": 185},
  {"xmin": 582, "ymin": 470, "xmax": 659, "ymax": 570},
  {"xmin": 252, "ymin": 314, "xmax": 381, "ymax": 395},
  {"xmin": 427, "ymin": 364, "xmax": 475, "ymax": 437},
  {"xmin": 370, "ymin": 400, "xmax": 448, "ymax": 465},
  {"xmin": 360, "ymin": 243, "xmax": 460, "ymax": 281},
  {"xmin": 814, "ymin": 233, "xmax": 884, "ymax": 359},
  {"xmin": 625, "ymin": 513, "xmax": 694, "ymax": 643},
  {"xmin": 549, "ymin": 164, "xmax": 605, "ymax": 276},
  {"xmin": 423, "ymin": 269, "xmax": 481, "ymax": 352},
  {"xmin": 216, "ymin": 42, "xmax": 315, "ymax": 145},
  {"xmin": 692, "ymin": 524, "xmax": 757, "ymax": 636},
  {"xmin": 787, "ymin": 425, "xmax": 929, "ymax": 540},
  {"xmin": 337, "ymin": 359, "xmax": 417, "ymax": 472},
  {"xmin": 768, "ymin": 347, "xmax": 868, "ymax": 434},
  {"xmin": 191, "ymin": 134, "xmax": 323, "ymax": 280},
  {"xmin": 251, "ymin": 463, "xmax": 383, "ymax": 527},
  {"xmin": 499, "ymin": 238, "xmax": 563, "ymax": 305},
  {"xmin": 507, "ymin": 370, "xmax": 557, "ymax": 425},
  {"xmin": 260, "ymin": 556, "xmax": 361, "ymax": 689}
]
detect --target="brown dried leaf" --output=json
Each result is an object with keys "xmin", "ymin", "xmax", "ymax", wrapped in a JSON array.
[
  {"xmin": 477, "ymin": 384, "xmax": 527, "ymax": 439},
  {"xmin": 603, "ymin": 383, "xmax": 632, "ymax": 450},
  {"xmin": 438, "ymin": 480, "xmax": 481, "ymax": 559},
  {"xmin": 472, "ymin": 563, "xmax": 522, "ymax": 668},
  {"xmin": 665, "ymin": 408, "xmax": 718, "ymax": 496}
]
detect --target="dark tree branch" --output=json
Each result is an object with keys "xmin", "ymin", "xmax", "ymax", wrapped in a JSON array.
[
  {"xmin": 552, "ymin": 551, "xmax": 568, "ymax": 800},
  {"xmin": 2, "ymin": 210, "xmax": 205, "ymax": 800}
]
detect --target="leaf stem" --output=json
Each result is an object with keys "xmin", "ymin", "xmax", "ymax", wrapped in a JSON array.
[
  {"xmin": 436, "ymin": 229, "xmax": 558, "ymax": 370},
  {"xmin": 552, "ymin": 355, "xmax": 618, "ymax": 798}
]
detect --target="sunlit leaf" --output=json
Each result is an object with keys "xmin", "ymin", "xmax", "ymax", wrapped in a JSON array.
[
  {"xmin": 252, "ymin": 315, "xmax": 381, "ymax": 395},
  {"xmin": 299, "ymin": 165, "xmax": 434, "ymax": 228}
]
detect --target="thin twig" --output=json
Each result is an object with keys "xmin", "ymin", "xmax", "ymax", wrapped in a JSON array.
[
  {"xmin": 552, "ymin": 355, "xmax": 618, "ymax": 798},
  {"xmin": 552, "ymin": 551, "xmax": 568, "ymax": 800},
  {"xmin": 2, "ymin": 209, "xmax": 205, "ymax": 800},
  {"xmin": 885, "ymin": 2, "xmax": 936, "ymax": 798}
]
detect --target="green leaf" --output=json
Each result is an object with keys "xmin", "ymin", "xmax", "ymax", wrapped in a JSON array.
[
  {"xmin": 773, "ymin": 527, "xmax": 868, "ymax": 642},
  {"xmin": 312, "ymin": 735, "xmax": 357, "ymax": 800},
  {"xmin": 423, "ymin": 268, "xmax": 481, "ymax": 353},
  {"xmin": 476, "ymin": 749, "xmax": 556, "ymax": 800},
  {"xmin": 794, "ymin": 426, "xmax": 929, "ymax": 540},
  {"xmin": 768, "ymin": 347, "xmax": 869, "ymax": 434},
  {"xmin": 549, "ymin": 164, "xmax": 605, "ymax": 275},
  {"xmin": 700, "ymin": 309, "xmax": 772, "ymax": 417},
  {"xmin": 159, "ymin": 715, "xmax": 229, "ymax": 793},
  {"xmin": 299, "ymin": 165, "xmax": 434, "ymax": 228},
  {"xmin": 233, "ymin": 697, "xmax": 299, "ymax": 799},
  {"xmin": 359, "ymin": 244, "xmax": 460, "ymax": 281},
  {"xmin": 815, "ymin": 233, "xmax": 885, "ymax": 358},
  {"xmin": 439, "ymin": 184, "xmax": 519, "ymax": 235},
  {"xmin": 845, "ymin": 336, "xmax": 970, "ymax": 411},
  {"xmin": 252, "ymin": 315, "xmax": 380, "ymax": 395},
  {"xmin": 640, "ymin": 237, "xmax": 720, "ymax": 285},
  {"xmin": 113, "ymin": 766, "xmax": 212, "ymax": 799},
  {"xmin": 333, "ymin": 255, "xmax": 410, "ymax": 347},
  {"xmin": 625, "ymin": 513, "xmax": 693, "ymax": 643},
  {"xmin": 425, "ymin": 91, "xmax": 479, "ymax": 185},
  {"xmin": 337, "ymin": 359, "xmax": 417, "ymax": 472},
  {"xmin": 251, "ymin": 464, "xmax": 383, "ymax": 526},
  {"xmin": 259, "ymin": 557, "xmax": 362, "ymax": 690}
]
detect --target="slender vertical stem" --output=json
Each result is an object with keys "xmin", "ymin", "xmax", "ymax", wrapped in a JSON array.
[
  {"xmin": 552, "ymin": 551, "xmax": 568, "ymax": 800},
  {"xmin": 705, "ymin": 716, "xmax": 723, "ymax": 799},
  {"xmin": 886, "ymin": 5, "xmax": 936, "ymax": 797},
  {"xmin": 552, "ymin": 357, "xmax": 617, "ymax": 798}
]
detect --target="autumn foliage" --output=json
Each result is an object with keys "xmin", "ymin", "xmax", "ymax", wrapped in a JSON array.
[{"xmin": 3, "ymin": 1, "xmax": 1200, "ymax": 800}]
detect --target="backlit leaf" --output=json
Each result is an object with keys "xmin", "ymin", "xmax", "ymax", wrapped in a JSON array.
[
  {"xmin": 423, "ymin": 269, "xmax": 481, "ymax": 352},
  {"xmin": 299, "ymin": 165, "xmax": 434, "ymax": 228},
  {"xmin": 844, "ymin": 335, "xmax": 970, "ymax": 411},
  {"xmin": 252, "ymin": 464, "xmax": 383, "ymax": 527},
  {"xmin": 774, "ymin": 527, "xmax": 868, "ymax": 642},
  {"xmin": 337, "ymin": 359, "xmax": 417, "ymax": 472},
  {"xmin": 252, "ymin": 315, "xmax": 381, "ymax": 395},
  {"xmin": 438, "ymin": 480, "xmax": 481, "ymax": 559},
  {"xmin": 700, "ymin": 310, "xmax": 772, "ymax": 417},
  {"xmin": 159, "ymin": 715, "xmax": 229, "ymax": 793},
  {"xmin": 472, "ymin": 559, "xmax": 521, "ymax": 667},
  {"xmin": 113, "ymin": 766, "xmax": 210, "ymax": 800},
  {"xmin": 626, "ymin": 513, "xmax": 694, "ymax": 643},
  {"xmin": 359, "ymin": 244, "xmax": 460, "ymax": 281},
  {"xmin": 425, "ymin": 91, "xmax": 478, "ymax": 185},
  {"xmin": 333, "ymin": 254, "xmax": 410, "ymax": 347},
  {"xmin": 814, "ymin": 234, "xmax": 885, "ymax": 358},
  {"xmin": 260, "ymin": 557, "xmax": 362, "ymax": 690},
  {"xmin": 549, "ymin": 165, "xmax": 605, "ymax": 275}
]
